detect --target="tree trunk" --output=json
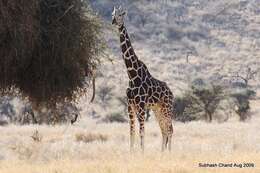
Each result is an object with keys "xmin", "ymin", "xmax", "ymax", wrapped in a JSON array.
[{"xmin": 205, "ymin": 111, "xmax": 212, "ymax": 122}]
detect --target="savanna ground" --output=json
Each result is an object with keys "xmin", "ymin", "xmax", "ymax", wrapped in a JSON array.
[{"xmin": 0, "ymin": 100, "xmax": 259, "ymax": 173}]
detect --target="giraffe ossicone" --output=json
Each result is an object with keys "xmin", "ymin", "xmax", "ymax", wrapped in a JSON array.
[{"xmin": 112, "ymin": 6, "xmax": 175, "ymax": 152}]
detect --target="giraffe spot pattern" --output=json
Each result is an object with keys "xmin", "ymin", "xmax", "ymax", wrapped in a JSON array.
[{"xmin": 118, "ymin": 24, "xmax": 174, "ymax": 151}]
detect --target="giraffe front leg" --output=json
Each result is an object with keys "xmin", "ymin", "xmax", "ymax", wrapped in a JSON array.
[
  {"xmin": 137, "ymin": 108, "xmax": 145, "ymax": 152},
  {"xmin": 127, "ymin": 88, "xmax": 136, "ymax": 152},
  {"xmin": 128, "ymin": 103, "xmax": 136, "ymax": 152}
]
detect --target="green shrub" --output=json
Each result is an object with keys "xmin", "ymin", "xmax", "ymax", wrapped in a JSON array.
[
  {"xmin": 174, "ymin": 78, "xmax": 225, "ymax": 122},
  {"xmin": 230, "ymin": 88, "xmax": 255, "ymax": 121},
  {"xmin": 174, "ymin": 77, "xmax": 255, "ymax": 122},
  {"xmin": 173, "ymin": 96, "xmax": 196, "ymax": 122}
]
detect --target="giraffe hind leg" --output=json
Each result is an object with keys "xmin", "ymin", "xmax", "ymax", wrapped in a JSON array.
[
  {"xmin": 161, "ymin": 133, "xmax": 168, "ymax": 152},
  {"xmin": 153, "ymin": 106, "xmax": 168, "ymax": 152},
  {"xmin": 166, "ymin": 124, "xmax": 173, "ymax": 151},
  {"xmin": 165, "ymin": 109, "xmax": 173, "ymax": 151},
  {"xmin": 154, "ymin": 105, "xmax": 173, "ymax": 152},
  {"xmin": 163, "ymin": 121, "xmax": 173, "ymax": 152}
]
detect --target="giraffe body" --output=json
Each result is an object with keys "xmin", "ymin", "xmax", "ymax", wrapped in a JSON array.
[{"xmin": 112, "ymin": 6, "xmax": 174, "ymax": 152}]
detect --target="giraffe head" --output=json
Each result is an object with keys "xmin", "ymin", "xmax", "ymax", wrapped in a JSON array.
[{"xmin": 112, "ymin": 6, "xmax": 126, "ymax": 28}]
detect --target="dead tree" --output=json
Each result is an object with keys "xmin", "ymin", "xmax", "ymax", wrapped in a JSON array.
[
  {"xmin": 70, "ymin": 113, "xmax": 79, "ymax": 124},
  {"xmin": 232, "ymin": 66, "xmax": 259, "ymax": 87}
]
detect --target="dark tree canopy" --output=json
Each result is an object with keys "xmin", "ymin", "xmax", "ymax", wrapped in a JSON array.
[{"xmin": 0, "ymin": 0, "xmax": 104, "ymax": 107}]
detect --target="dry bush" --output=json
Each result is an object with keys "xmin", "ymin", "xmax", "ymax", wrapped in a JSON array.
[
  {"xmin": 10, "ymin": 144, "xmax": 34, "ymax": 160},
  {"xmin": 174, "ymin": 96, "xmax": 196, "ymax": 122},
  {"xmin": 75, "ymin": 133, "xmax": 108, "ymax": 143},
  {"xmin": 100, "ymin": 113, "xmax": 127, "ymax": 123},
  {"xmin": 33, "ymin": 102, "xmax": 80, "ymax": 125},
  {"xmin": 0, "ymin": 97, "xmax": 80, "ymax": 125},
  {"xmin": 0, "ymin": 119, "xmax": 8, "ymax": 126},
  {"xmin": 0, "ymin": 96, "xmax": 15, "ymax": 121},
  {"xmin": 31, "ymin": 130, "xmax": 42, "ymax": 142},
  {"xmin": 0, "ymin": 0, "xmax": 104, "ymax": 107},
  {"xmin": 98, "ymin": 86, "xmax": 113, "ymax": 103}
]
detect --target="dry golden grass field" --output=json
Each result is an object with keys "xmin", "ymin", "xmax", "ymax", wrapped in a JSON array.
[{"xmin": 0, "ymin": 100, "xmax": 260, "ymax": 173}]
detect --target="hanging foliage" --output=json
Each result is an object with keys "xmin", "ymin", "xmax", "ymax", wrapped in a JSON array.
[{"xmin": 0, "ymin": 0, "xmax": 104, "ymax": 107}]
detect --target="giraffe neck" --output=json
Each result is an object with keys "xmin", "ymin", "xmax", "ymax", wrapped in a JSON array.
[{"xmin": 119, "ymin": 25, "xmax": 142, "ymax": 80}]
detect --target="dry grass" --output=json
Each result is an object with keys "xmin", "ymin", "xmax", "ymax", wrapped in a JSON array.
[
  {"xmin": 31, "ymin": 130, "xmax": 42, "ymax": 142},
  {"xmin": 1, "ymin": 153, "xmax": 259, "ymax": 173},
  {"xmin": 0, "ymin": 113, "xmax": 260, "ymax": 173},
  {"xmin": 75, "ymin": 132, "xmax": 108, "ymax": 143}
]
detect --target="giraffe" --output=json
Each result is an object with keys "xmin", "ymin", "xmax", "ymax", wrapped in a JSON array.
[{"xmin": 112, "ymin": 6, "xmax": 175, "ymax": 152}]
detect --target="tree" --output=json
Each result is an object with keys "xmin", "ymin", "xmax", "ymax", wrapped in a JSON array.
[
  {"xmin": 230, "ymin": 88, "xmax": 255, "ymax": 121},
  {"xmin": 176, "ymin": 78, "xmax": 225, "ymax": 122},
  {"xmin": 173, "ymin": 96, "xmax": 196, "ymax": 122},
  {"xmin": 231, "ymin": 66, "xmax": 259, "ymax": 87},
  {"xmin": 0, "ymin": 0, "xmax": 105, "ymax": 118},
  {"xmin": 191, "ymin": 83, "xmax": 224, "ymax": 122}
]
